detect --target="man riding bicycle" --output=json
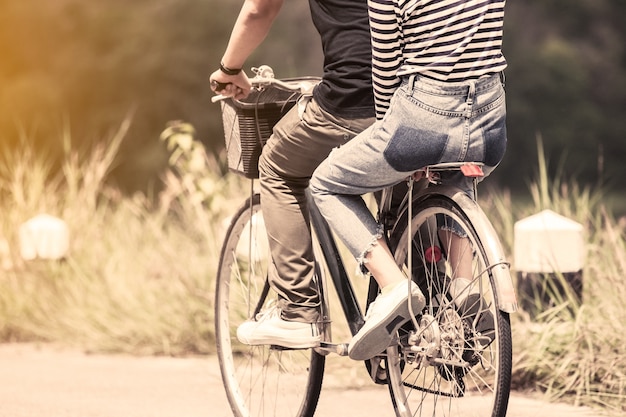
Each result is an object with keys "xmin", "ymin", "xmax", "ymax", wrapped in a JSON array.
[{"xmin": 210, "ymin": 0, "xmax": 376, "ymax": 348}]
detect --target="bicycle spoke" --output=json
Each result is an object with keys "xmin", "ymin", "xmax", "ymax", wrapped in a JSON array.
[
  {"xmin": 386, "ymin": 193, "xmax": 512, "ymax": 417},
  {"xmin": 215, "ymin": 194, "xmax": 325, "ymax": 417}
]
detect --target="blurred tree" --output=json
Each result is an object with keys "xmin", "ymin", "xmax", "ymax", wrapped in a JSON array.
[
  {"xmin": 0, "ymin": 0, "xmax": 321, "ymax": 192},
  {"xmin": 0, "ymin": 0, "xmax": 624, "ymax": 196},
  {"xmin": 501, "ymin": 0, "xmax": 626, "ymax": 191}
]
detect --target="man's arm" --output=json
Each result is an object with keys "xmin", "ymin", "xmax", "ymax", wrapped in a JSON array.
[{"xmin": 209, "ymin": 0, "xmax": 284, "ymax": 99}]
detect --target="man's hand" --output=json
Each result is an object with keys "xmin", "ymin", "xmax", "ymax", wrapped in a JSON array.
[{"xmin": 209, "ymin": 70, "xmax": 251, "ymax": 100}]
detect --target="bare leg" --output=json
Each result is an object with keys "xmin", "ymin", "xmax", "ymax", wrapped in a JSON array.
[
  {"xmin": 440, "ymin": 230, "xmax": 476, "ymax": 302},
  {"xmin": 347, "ymin": 237, "xmax": 426, "ymax": 361},
  {"xmin": 363, "ymin": 238, "xmax": 406, "ymax": 289},
  {"xmin": 440, "ymin": 231, "xmax": 473, "ymax": 279},
  {"xmin": 440, "ymin": 229, "xmax": 495, "ymax": 345}
]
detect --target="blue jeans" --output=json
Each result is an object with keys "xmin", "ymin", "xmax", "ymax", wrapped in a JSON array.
[{"xmin": 309, "ymin": 73, "xmax": 507, "ymax": 265}]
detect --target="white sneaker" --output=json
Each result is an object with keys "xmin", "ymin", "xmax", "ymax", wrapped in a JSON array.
[
  {"xmin": 348, "ymin": 281, "xmax": 425, "ymax": 361},
  {"xmin": 236, "ymin": 306, "xmax": 321, "ymax": 349}
]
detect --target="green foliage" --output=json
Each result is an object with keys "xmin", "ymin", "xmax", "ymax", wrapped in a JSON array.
[
  {"xmin": 1, "ymin": 1, "xmax": 624, "ymax": 195},
  {"xmin": 0, "ymin": 123, "xmax": 245, "ymax": 355},
  {"xmin": 0, "ymin": 0, "xmax": 321, "ymax": 193},
  {"xmin": 3, "ymin": 127, "xmax": 626, "ymax": 411},
  {"xmin": 509, "ymin": 207, "xmax": 626, "ymax": 413},
  {"xmin": 482, "ymin": 136, "xmax": 626, "ymax": 412},
  {"xmin": 0, "ymin": 1, "xmax": 626, "ymax": 407},
  {"xmin": 502, "ymin": 1, "xmax": 626, "ymax": 191}
]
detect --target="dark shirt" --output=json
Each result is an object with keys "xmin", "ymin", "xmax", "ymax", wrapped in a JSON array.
[{"xmin": 308, "ymin": 0, "xmax": 375, "ymax": 119}]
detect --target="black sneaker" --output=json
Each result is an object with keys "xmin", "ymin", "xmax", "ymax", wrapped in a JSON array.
[
  {"xmin": 457, "ymin": 293, "xmax": 495, "ymax": 364},
  {"xmin": 437, "ymin": 293, "xmax": 495, "ymax": 381}
]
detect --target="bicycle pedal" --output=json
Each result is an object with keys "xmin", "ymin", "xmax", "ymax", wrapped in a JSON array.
[{"xmin": 316, "ymin": 342, "xmax": 349, "ymax": 356}]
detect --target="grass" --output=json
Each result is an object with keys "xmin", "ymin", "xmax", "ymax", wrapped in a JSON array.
[
  {"xmin": 481, "ymin": 137, "xmax": 626, "ymax": 413},
  {"xmin": 1, "ymin": 129, "xmax": 626, "ymax": 413},
  {"xmin": 0, "ymin": 120, "xmax": 246, "ymax": 355}
]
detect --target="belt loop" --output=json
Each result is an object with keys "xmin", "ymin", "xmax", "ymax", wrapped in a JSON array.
[
  {"xmin": 408, "ymin": 74, "xmax": 417, "ymax": 91},
  {"xmin": 465, "ymin": 80, "xmax": 476, "ymax": 118},
  {"xmin": 499, "ymin": 71, "xmax": 506, "ymax": 88}
]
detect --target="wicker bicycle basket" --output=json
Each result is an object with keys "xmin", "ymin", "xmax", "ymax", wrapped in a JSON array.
[{"xmin": 219, "ymin": 77, "xmax": 320, "ymax": 178}]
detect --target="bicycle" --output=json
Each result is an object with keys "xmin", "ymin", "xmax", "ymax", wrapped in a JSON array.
[{"xmin": 213, "ymin": 66, "xmax": 518, "ymax": 417}]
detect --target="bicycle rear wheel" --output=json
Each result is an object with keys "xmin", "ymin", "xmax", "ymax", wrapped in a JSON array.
[
  {"xmin": 215, "ymin": 193, "xmax": 325, "ymax": 417},
  {"xmin": 386, "ymin": 189, "xmax": 512, "ymax": 417}
]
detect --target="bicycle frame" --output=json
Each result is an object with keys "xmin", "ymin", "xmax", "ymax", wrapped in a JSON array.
[
  {"xmin": 307, "ymin": 189, "xmax": 390, "ymax": 384},
  {"xmin": 305, "ymin": 167, "xmax": 518, "ymax": 361},
  {"xmin": 394, "ymin": 182, "xmax": 518, "ymax": 314},
  {"xmin": 308, "ymin": 198, "xmax": 365, "ymax": 336},
  {"xmin": 214, "ymin": 68, "xmax": 516, "ymax": 417}
]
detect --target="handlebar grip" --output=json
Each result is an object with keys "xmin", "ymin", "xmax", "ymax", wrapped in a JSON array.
[
  {"xmin": 211, "ymin": 80, "xmax": 230, "ymax": 91},
  {"xmin": 210, "ymin": 79, "xmax": 232, "ymax": 103},
  {"xmin": 211, "ymin": 94, "xmax": 228, "ymax": 103}
]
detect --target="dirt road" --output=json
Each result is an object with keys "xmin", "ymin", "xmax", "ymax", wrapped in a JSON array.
[{"xmin": 0, "ymin": 343, "xmax": 606, "ymax": 417}]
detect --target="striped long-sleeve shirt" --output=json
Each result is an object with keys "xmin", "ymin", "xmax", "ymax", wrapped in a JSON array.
[{"xmin": 369, "ymin": 0, "xmax": 507, "ymax": 119}]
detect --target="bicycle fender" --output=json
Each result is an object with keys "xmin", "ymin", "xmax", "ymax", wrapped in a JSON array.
[{"xmin": 416, "ymin": 185, "xmax": 518, "ymax": 314}]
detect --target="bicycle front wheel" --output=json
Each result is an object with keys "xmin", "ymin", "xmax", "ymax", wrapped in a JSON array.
[
  {"xmin": 386, "ymin": 190, "xmax": 512, "ymax": 417},
  {"xmin": 215, "ymin": 193, "xmax": 325, "ymax": 417}
]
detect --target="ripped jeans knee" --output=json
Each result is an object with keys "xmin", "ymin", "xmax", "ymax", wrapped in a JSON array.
[{"xmin": 356, "ymin": 224, "xmax": 385, "ymax": 276}]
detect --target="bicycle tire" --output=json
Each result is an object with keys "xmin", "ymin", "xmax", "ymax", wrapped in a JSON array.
[
  {"xmin": 215, "ymin": 193, "xmax": 325, "ymax": 417},
  {"xmin": 385, "ymin": 188, "xmax": 512, "ymax": 417}
]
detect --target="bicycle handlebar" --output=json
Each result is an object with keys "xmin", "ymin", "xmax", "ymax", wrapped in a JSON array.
[{"xmin": 211, "ymin": 65, "xmax": 319, "ymax": 103}]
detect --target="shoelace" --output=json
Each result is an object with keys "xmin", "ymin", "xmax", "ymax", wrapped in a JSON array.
[{"xmin": 253, "ymin": 303, "xmax": 280, "ymax": 322}]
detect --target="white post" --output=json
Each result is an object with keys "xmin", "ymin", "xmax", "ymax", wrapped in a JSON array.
[
  {"xmin": 513, "ymin": 209, "xmax": 584, "ymax": 314},
  {"xmin": 18, "ymin": 214, "xmax": 70, "ymax": 261}
]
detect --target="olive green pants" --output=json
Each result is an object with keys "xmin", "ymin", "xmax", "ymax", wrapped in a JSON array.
[{"xmin": 258, "ymin": 96, "xmax": 374, "ymax": 323}]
